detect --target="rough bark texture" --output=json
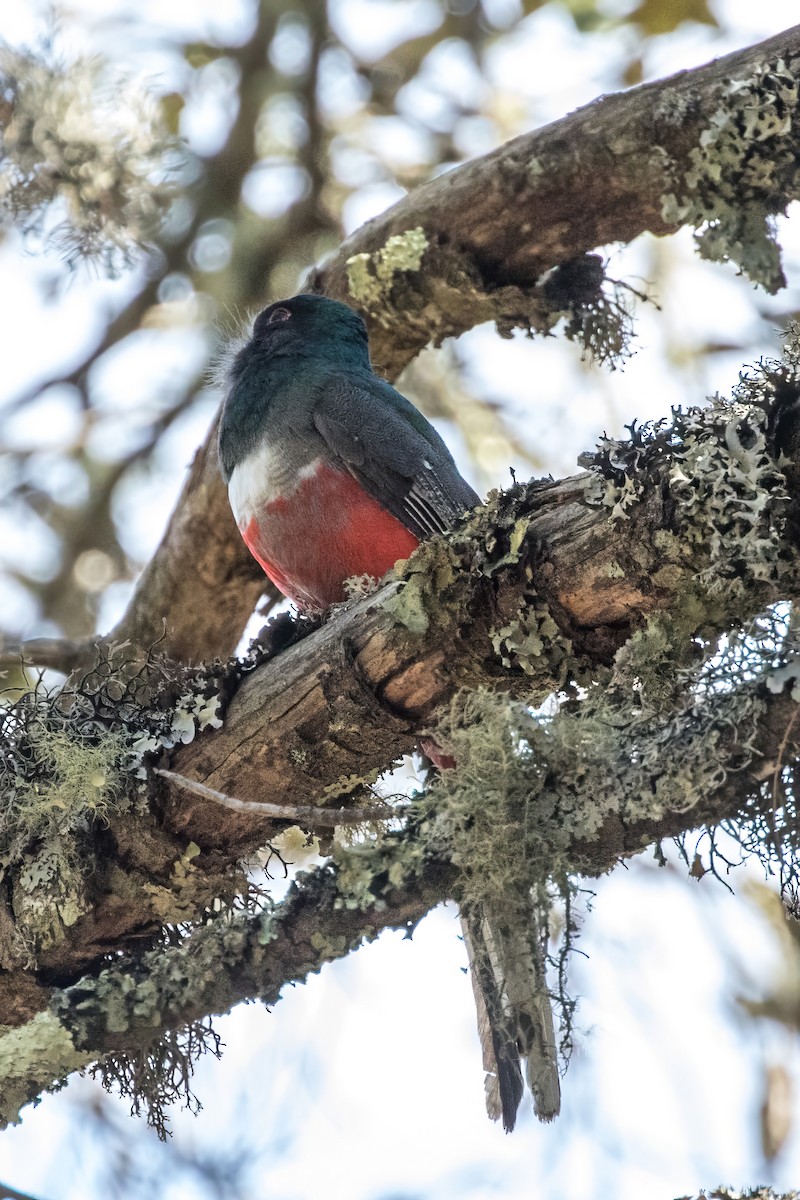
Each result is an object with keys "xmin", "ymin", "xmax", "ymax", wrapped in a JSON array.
[
  {"xmin": 4, "ymin": 374, "xmax": 800, "ymax": 1015},
  {"xmin": 314, "ymin": 23, "xmax": 800, "ymax": 372},
  {"xmin": 0, "ymin": 678, "xmax": 796, "ymax": 1126},
  {"xmin": 5, "ymin": 25, "xmax": 800, "ymax": 1129},
  {"xmin": 161, "ymin": 468, "xmax": 722, "ymax": 853},
  {"xmin": 109, "ymin": 23, "xmax": 800, "ymax": 664}
]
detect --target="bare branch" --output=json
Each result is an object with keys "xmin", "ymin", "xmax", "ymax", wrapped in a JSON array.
[
  {"xmin": 154, "ymin": 767, "xmax": 403, "ymax": 826},
  {"xmin": 0, "ymin": 637, "xmax": 86, "ymax": 674}
]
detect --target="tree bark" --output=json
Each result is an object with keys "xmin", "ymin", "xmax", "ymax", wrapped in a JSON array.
[
  {"xmin": 0, "ymin": 677, "xmax": 795, "ymax": 1127},
  {"xmin": 109, "ymin": 23, "xmax": 800, "ymax": 663},
  {"xmin": 5, "ymin": 23, "xmax": 800, "ymax": 1128},
  {"xmin": 4, "ymin": 373, "xmax": 799, "ymax": 1007}
]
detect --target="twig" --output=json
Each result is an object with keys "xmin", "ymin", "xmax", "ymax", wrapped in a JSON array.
[
  {"xmin": 0, "ymin": 1181, "xmax": 46, "ymax": 1200},
  {"xmin": 0, "ymin": 636, "xmax": 87, "ymax": 673},
  {"xmin": 155, "ymin": 768, "xmax": 405, "ymax": 827}
]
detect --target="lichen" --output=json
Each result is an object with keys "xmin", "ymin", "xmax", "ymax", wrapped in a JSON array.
[
  {"xmin": 581, "ymin": 334, "xmax": 798, "ymax": 604},
  {"xmin": 0, "ymin": 723, "xmax": 126, "ymax": 866},
  {"xmin": 59, "ymin": 869, "xmax": 382, "ymax": 1135},
  {"xmin": 91, "ymin": 1020, "xmax": 223, "ymax": 1140},
  {"xmin": 342, "ymin": 572, "xmax": 382, "ymax": 600},
  {"xmin": 422, "ymin": 646, "xmax": 756, "ymax": 905},
  {"xmin": 0, "ymin": 44, "xmax": 174, "ymax": 272},
  {"xmin": 0, "ymin": 650, "xmax": 231, "ymax": 960},
  {"xmin": 406, "ymin": 594, "xmax": 800, "ymax": 1092},
  {"xmin": 320, "ymin": 771, "xmax": 381, "ymax": 802},
  {"xmin": 384, "ymin": 538, "xmax": 462, "ymax": 635},
  {"xmin": 331, "ymin": 828, "xmax": 427, "ymax": 912},
  {"xmin": 346, "ymin": 227, "xmax": 429, "ymax": 320},
  {"xmin": 0, "ymin": 710, "xmax": 128, "ymax": 960},
  {"xmin": 0, "ymin": 1010, "xmax": 88, "ymax": 1127},
  {"xmin": 490, "ymin": 600, "xmax": 576, "ymax": 683},
  {"xmin": 661, "ymin": 58, "xmax": 800, "ymax": 291}
]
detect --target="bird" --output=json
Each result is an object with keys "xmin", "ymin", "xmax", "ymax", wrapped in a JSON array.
[
  {"xmin": 218, "ymin": 293, "xmax": 560, "ymax": 1130},
  {"xmin": 218, "ymin": 293, "xmax": 479, "ymax": 611}
]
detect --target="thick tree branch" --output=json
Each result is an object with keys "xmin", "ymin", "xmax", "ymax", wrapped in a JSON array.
[
  {"xmin": 315, "ymin": 24, "xmax": 800, "ymax": 371},
  {"xmin": 7, "ymin": 26, "xmax": 800, "ymax": 1127},
  {"xmin": 2, "ymin": 372, "xmax": 797, "ymax": 1000},
  {"xmin": 0, "ymin": 678, "xmax": 797, "ymax": 1127},
  {"xmin": 110, "ymin": 24, "xmax": 800, "ymax": 664}
]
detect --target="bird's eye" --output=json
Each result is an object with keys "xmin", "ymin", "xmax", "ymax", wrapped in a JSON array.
[{"xmin": 267, "ymin": 307, "xmax": 292, "ymax": 324}]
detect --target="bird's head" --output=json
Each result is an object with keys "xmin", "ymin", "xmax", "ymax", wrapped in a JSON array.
[
  {"xmin": 219, "ymin": 295, "xmax": 371, "ymax": 480},
  {"xmin": 248, "ymin": 294, "xmax": 370, "ymax": 366}
]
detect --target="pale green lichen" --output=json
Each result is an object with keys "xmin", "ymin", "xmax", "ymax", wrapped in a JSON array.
[
  {"xmin": 310, "ymin": 931, "xmax": 350, "ymax": 956},
  {"xmin": 481, "ymin": 515, "xmax": 529, "ymax": 574},
  {"xmin": 0, "ymin": 723, "xmax": 127, "ymax": 959},
  {"xmin": 14, "ymin": 837, "xmax": 91, "ymax": 953},
  {"xmin": 583, "ymin": 335, "xmax": 797, "ymax": 603},
  {"xmin": 410, "ymin": 596, "xmax": 800, "ymax": 1084},
  {"xmin": 0, "ymin": 725, "xmax": 126, "ymax": 867},
  {"xmin": 346, "ymin": 227, "xmax": 428, "ymax": 319},
  {"xmin": 331, "ymin": 831, "xmax": 426, "ymax": 912},
  {"xmin": 490, "ymin": 601, "xmax": 576, "ymax": 685},
  {"xmin": 667, "ymin": 401, "xmax": 789, "ymax": 590},
  {"xmin": 384, "ymin": 538, "xmax": 462, "ymax": 635},
  {"xmin": 424, "ymin": 620, "xmax": 765, "ymax": 907},
  {"xmin": 169, "ymin": 841, "xmax": 201, "ymax": 885},
  {"xmin": 383, "ymin": 574, "xmax": 432, "ymax": 634},
  {"xmin": 0, "ymin": 1010, "xmax": 88, "ymax": 1126},
  {"xmin": 320, "ymin": 771, "xmax": 380, "ymax": 801},
  {"xmin": 258, "ymin": 907, "xmax": 280, "ymax": 946},
  {"xmin": 0, "ymin": 45, "xmax": 174, "ymax": 272},
  {"xmin": 342, "ymin": 572, "xmax": 382, "ymax": 600},
  {"xmin": 661, "ymin": 58, "xmax": 800, "ymax": 291},
  {"xmin": 0, "ymin": 653, "xmax": 230, "ymax": 961}
]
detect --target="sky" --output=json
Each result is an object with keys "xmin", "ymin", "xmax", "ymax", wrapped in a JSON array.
[{"xmin": 2, "ymin": 1, "xmax": 800, "ymax": 1198}]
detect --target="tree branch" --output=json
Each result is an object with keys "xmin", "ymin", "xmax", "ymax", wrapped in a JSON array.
[
  {"xmin": 3, "ymin": 367, "xmax": 798, "ymax": 993},
  {"xmin": 109, "ymin": 23, "xmax": 800, "ymax": 664},
  {"xmin": 154, "ymin": 767, "xmax": 402, "ymax": 825},
  {"xmin": 7, "ymin": 25, "xmax": 800, "ymax": 1127},
  {"xmin": 1, "ymin": 676, "xmax": 797, "ymax": 1127},
  {"xmin": 0, "ymin": 637, "xmax": 87, "ymax": 674}
]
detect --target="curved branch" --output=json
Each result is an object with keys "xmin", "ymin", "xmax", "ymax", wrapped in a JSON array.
[
  {"xmin": 110, "ymin": 23, "xmax": 800, "ymax": 663},
  {"xmin": 6, "ymin": 26, "xmax": 800, "ymax": 1124}
]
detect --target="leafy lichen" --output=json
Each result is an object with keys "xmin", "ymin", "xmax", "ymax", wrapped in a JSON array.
[
  {"xmin": 346, "ymin": 227, "xmax": 429, "ymax": 320},
  {"xmin": 582, "ymin": 333, "xmax": 798, "ymax": 604},
  {"xmin": 0, "ymin": 650, "xmax": 230, "ymax": 960},
  {"xmin": 661, "ymin": 58, "xmax": 800, "ymax": 291},
  {"xmin": 0, "ymin": 1009, "xmax": 88, "ymax": 1126},
  {"xmin": 490, "ymin": 599, "xmax": 577, "ymax": 684}
]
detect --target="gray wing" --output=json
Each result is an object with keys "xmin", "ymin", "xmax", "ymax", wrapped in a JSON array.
[{"xmin": 312, "ymin": 378, "xmax": 480, "ymax": 541}]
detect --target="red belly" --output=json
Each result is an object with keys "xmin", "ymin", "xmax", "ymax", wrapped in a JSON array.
[{"xmin": 241, "ymin": 461, "xmax": 419, "ymax": 609}]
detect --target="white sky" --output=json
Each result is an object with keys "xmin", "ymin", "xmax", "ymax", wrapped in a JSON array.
[{"xmin": 2, "ymin": 1, "xmax": 800, "ymax": 1197}]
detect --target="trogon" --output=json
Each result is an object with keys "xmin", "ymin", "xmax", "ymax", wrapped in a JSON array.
[
  {"xmin": 218, "ymin": 293, "xmax": 560, "ymax": 1131},
  {"xmin": 218, "ymin": 293, "xmax": 479, "ymax": 610}
]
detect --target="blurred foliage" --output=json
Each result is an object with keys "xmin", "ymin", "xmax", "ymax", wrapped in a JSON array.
[
  {"xmin": 68, "ymin": 1088, "xmax": 256, "ymax": 1199},
  {"xmin": 732, "ymin": 882, "xmax": 800, "ymax": 1166}
]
